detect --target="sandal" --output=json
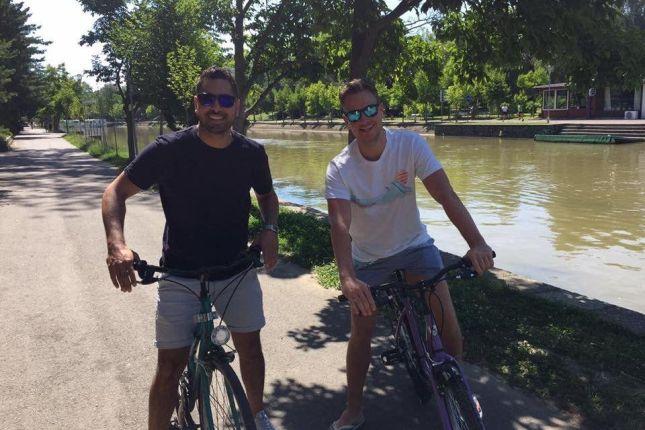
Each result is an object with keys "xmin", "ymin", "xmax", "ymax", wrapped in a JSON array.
[{"xmin": 329, "ymin": 413, "xmax": 366, "ymax": 430}]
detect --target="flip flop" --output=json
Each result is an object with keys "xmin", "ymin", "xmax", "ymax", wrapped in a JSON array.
[{"xmin": 329, "ymin": 414, "xmax": 366, "ymax": 430}]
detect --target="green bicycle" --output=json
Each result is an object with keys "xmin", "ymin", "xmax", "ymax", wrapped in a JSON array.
[{"xmin": 133, "ymin": 247, "xmax": 262, "ymax": 430}]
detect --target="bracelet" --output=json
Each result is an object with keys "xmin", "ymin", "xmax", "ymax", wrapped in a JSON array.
[{"xmin": 263, "ymin": 224, "xmax": 279, "ymax": 234}]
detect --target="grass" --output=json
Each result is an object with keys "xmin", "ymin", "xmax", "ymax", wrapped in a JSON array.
[
  {"xmin": 71, "ymin": 137, "xmax": 644, "ymax": 428},
  {"xmin": 64, "ymin": 134, "xmax": 129, "ymax": 170}
]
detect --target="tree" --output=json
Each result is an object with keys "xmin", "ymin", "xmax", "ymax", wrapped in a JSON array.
[
  {"xmin": 36, "ymin": 65, "xmax": 85, "ymax": 131},
  {"xmin": 209, "ymin": 0, "xmax": 321, "ymax": 131},
  {"xmin": 80, "ymin": 0, "xmax": 225, "ymax": 159},
  {"xmin": 0, "ymin": 0, "xmax": 47, "ymax": 133},
  {"xmin": 433, "ymin": 0, "xmax": 645, "ymax": 89}
]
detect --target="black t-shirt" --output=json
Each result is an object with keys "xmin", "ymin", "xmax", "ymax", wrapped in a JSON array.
[{"xmin": 124, "ymin": 126, "xmax": 273, "ymax": 270}]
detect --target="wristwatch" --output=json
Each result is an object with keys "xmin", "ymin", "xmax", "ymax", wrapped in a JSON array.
[{"xmin": 263, "ymin": 224, "xmax": 279, "ymax": 234}]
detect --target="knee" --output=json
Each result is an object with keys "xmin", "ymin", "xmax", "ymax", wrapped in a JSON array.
[{"xmin": 155, "ymin": 354, "xmax": 186, "ymax": 385}]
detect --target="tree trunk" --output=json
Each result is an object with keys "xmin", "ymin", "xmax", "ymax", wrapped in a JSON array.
[
  {"xmin": 124, "ymin": 105, "xmax": 137, "ymax": 162},
  {"xmin": 233, "ymin": 0, "xmax": 248, "ymax": 134}
]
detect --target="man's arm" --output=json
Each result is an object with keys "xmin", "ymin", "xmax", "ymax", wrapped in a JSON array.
[
  {"xmin": 254, "ymin": 190, "xmax": 279, "ymax": 271},
  {"xmin": 102, "ymin": 172, "xmax": 142, "ymax": 292},
  {"xmin": 423, "ymin": 169, "xmax": 494, "ymax": 274},
  {"xmin": 327, "ymin": 198, "xmax": 376, "ymax": 316}
]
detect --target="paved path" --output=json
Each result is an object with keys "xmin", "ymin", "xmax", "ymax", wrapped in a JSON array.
[{"xmin": 0, "ymin": 129, "xmax": 582, "ymax": 429}]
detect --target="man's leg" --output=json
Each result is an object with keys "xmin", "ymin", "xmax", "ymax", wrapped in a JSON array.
[
  {"xmin": 149, "ymin": 346, "xmax": 190, "ymax": 430},
  {"xmin": 231, "ymin": 330, "xmax": 265, "ymax": 415},
  {"xmin": 407, "ymin": 273, "xmax": 463, "ymax": 359},
  {"xmin": 335, "ymin": 312, "xmax": 376, "ymax": 426}
]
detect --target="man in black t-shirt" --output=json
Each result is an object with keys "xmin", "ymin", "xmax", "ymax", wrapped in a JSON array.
[{"xmin": 102, "ymin": 67, "xmax": 278, "ymax": 430}]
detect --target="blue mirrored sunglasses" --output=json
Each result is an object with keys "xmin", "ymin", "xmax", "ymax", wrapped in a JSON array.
[
  {"xmin": 343, "ymin": 103, "xmax": 379, "ymax": 122},
  {"xmin": 197, "ymin": 92, "xmax": 236, "ymax": 108}
]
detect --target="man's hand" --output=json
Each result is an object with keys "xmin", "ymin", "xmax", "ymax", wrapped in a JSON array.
[
  {"xmin": 465, "ymin": 244, "xmax": 495, "ymax": 275},
  {"xmin": 255, "ymin": 230, "xmax": 278, "ymax": 272},
  {"xmin": 106, "ymin": 244, "xmax": 137, "ymax": 292},
  {"xmin": 341, "ymin": 276, "xmax": 376, "ymax": 316}
]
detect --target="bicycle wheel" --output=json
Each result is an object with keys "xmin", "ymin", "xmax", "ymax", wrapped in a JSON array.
[
  {"xmin": 199, "ymin": 360, "xmax": 256, "ymax": 430},
  {"xmin": 399, "ymin": 320, "xmax": 432, "ymax": 403},
  {"xmin": 441, "ymin": 372, "xmax": 485, "ymax": 430}
]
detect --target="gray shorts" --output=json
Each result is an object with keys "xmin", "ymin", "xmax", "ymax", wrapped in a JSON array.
[
  {"xmin": 354, "ymin": 240, "xmax": 444, "ymax": 287},
  {"xmin": 155, "ymin": 268, "xmax": 265, "ymax": 349}
]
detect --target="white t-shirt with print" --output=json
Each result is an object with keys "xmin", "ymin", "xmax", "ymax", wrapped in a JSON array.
[{"xmin": 325, "ymin": 128, "xmax": 442, "ymax": 262}]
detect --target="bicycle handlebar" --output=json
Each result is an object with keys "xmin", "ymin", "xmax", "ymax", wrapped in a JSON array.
[
  {"xmin": 338, "ymin": 251, "xmax": 495, "ymax": 302},
  {"xmin": 132, "ymin": 246, "xmax": 263, "ymax": 285}
]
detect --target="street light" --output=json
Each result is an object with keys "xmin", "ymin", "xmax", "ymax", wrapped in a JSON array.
[{"xmin": 546, "ymin": 64, "xmax": 554, "ymax": 124}]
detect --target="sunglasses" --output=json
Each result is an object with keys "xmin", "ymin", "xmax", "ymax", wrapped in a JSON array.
[
  {"xmin": 343, "ymin": 103, "xmax": 379, "ymax": 123},
  {"xmin": 197, "ymin": 92, "xmax": 236, "ymax": 108}
]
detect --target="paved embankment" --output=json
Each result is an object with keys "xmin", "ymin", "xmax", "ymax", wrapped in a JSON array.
[{"xmin": 1, "ymin": 129, "xmax": 581, "ymax": 429}]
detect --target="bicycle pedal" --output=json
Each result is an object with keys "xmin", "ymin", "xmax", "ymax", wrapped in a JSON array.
[{"xmin": 380, "ymin": 349, "xmax": 404, "ymax": 366}]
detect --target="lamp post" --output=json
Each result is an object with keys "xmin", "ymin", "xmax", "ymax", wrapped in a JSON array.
[{"xmin": 546, "ymin": 64, "xmax": 554, "ymax": 124}]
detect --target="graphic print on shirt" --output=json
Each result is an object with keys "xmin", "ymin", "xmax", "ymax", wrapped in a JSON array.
[{"xmin": 351, "ymin": 170, "xmax": 412, "ymax": 207}]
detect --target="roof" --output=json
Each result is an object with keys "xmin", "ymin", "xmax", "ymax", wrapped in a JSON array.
[{"xmin": 533, "ymin": 82, "xmax": 568, "ymax": 90}]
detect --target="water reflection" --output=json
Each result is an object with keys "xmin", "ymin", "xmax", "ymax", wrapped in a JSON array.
[{"xmin": 249, "ymin": 128, "xmax": 645, "ymax": 313}]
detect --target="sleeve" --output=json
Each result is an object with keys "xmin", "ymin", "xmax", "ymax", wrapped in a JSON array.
[
  {"xmin": 251, "ymin": 146, "xmax": 273, "ymax": 195},
  {"xmin": 413, "ymin": 134, "xmax": 442, "ymax": 180},
  {"xmin": 325, "ymin": 161, "xmax": 351, "ymax": 200},
  {"xmin": 123, "ymin": 138, "xmax": 166, "ymax": 190}
]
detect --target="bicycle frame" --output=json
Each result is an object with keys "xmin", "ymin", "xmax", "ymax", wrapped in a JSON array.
[
  {"xmin": 392, "ymin": 287, "xmax": 481, "ymax": 430},
  {"xmin": 185, "ymin": 277, "xmax": 243, "ymax": 429}
]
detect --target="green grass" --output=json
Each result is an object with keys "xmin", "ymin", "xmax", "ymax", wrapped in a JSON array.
[
  {"xmin": 451, "ymin": 274, "xmax": 645, "ymax": 428},
  {"xmin": 64, "ymin": 134, "xmax": 129, "ymax": 170}
]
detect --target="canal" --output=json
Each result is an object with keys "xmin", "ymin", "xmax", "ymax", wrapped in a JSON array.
[{"xmin": 247, "ymin": 128, "xmax": 645, "ymax": 314}]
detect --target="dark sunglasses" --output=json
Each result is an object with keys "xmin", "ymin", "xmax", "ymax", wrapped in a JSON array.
[
  {"xmin": 197, "ymin": 92, "xmax": 236, "ymax": 108},
  {"xmin": 343, "ymin": 103, "xmax": 379, "ymax": 122}
]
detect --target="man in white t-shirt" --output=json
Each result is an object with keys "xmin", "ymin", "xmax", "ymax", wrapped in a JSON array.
[{"xmin": 325, "ymin": 79, "xmax": 494, "ymax": 430}]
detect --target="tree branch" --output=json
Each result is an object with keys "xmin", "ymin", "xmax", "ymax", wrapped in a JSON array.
[
  {"xmin": 246, "ymin": 2, "xmax": 288, "ymax": 76},
  {"xmin": 242, "ymin": 0, "xmax": 255, "ymax": 15},
  {"xmin": 244, "ymin": 66, "xmax": 295, "ymax": 116},
  {"xmin": 376, "ymin": 0, "xmax": 423, "ymax": 32}
]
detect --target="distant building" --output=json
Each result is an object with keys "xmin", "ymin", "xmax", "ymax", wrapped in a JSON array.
[{"xmin": 535, "ymin": 80, "xmax": 645, "ymax": 119}]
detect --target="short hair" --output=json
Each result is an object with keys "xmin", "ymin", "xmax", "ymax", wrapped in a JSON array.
[
  {"xmin": 339, "ymin": 79, "xmax": 380, "ymax": 106},
  {"xmin": 196, "ymin": 66, "xmax": 238, "ymax": 96}
]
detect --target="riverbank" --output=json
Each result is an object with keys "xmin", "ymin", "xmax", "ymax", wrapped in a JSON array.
[
  {"xmin": 66, "ymin": 133, "xmax": 645, "ymax": 428},
  {"xmin": 249, "ymin": 119, "xmax": 560, "ymax": 138}
]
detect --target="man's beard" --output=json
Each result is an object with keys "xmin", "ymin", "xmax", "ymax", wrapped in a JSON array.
[{"xmin": 198, "ymin": 112, "xmax": 234, "ymax": 134}]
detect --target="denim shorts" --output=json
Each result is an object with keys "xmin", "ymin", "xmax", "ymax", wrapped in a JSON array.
[
  {"xmin": 155, "ymin": 268, "xmax": 265, "ymax": 349},
  {"xmin": 353, "ymin": 240, "xmax": 444, "ymax": 287}
]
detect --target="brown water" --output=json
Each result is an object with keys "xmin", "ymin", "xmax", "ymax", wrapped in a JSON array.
[{"xmin": 248, "ymin": 129, "xmax": 645, "ymax": 314}]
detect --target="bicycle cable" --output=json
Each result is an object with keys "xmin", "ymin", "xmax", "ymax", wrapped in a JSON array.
[
  {"xmin": 210, "ymin": 263, "xmax": 255, "ymax": 325},
  {"xmin": 158, "ymin": 276, "xmax": 201, "ymax": 300}
]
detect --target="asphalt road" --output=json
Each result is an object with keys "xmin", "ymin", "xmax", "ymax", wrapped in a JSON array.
[{"xmin": 0, "ymin": 129, "xmax": 581, "ymax": 429}]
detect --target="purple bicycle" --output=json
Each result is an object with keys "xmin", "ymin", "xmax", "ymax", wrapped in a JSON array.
[{"xmin": 339, "ymin": 253, "xmax": 494, "ymax": 429}]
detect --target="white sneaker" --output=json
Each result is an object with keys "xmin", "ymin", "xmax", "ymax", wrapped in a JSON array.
[{"xmin": 254, "ymin": 410, "xmax": 276, "ymax": 430}]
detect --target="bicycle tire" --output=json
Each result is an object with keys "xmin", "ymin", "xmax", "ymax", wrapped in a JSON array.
[
  {"xmin": 199, "ymin": 360, "xmax": 257, "ymax": 430},
  {"xmin": 441, "ymin": 373, "xmax": 485, "ymax": 430}
]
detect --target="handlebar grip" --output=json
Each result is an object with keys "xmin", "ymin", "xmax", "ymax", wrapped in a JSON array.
[{"xmin": 461, "ymin": 250, "xmax": 496, "ymax": 267}]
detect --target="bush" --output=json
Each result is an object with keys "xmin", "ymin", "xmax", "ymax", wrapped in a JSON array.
[{"xmin": 0, "ymin": 127, "xmax": 12, "ymax": 151}]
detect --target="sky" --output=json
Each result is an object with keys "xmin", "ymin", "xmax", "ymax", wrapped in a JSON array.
[
  {"xmin": 22, "ymin": 0, "xmax": 103, "ymax": 88},
  {"xmin": 22, "ymin": 0, "xmax": 423, "ymax": 90}
]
